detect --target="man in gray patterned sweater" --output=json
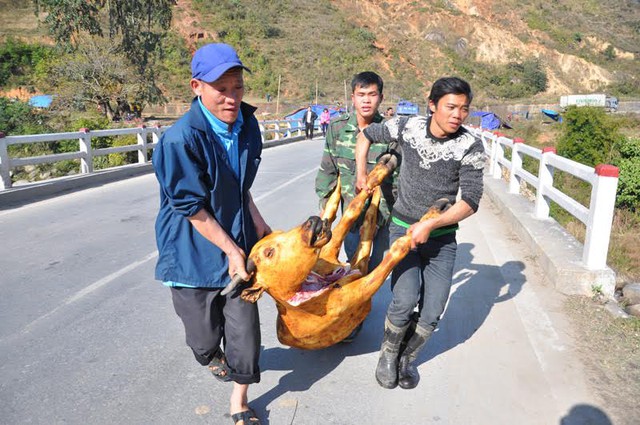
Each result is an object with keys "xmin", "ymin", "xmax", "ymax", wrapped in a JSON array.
[{"xmin": 355, "ymin": 77, "xmax": 485, "ymax": 390}]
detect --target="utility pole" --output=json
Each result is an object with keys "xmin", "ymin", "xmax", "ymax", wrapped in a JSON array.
[
  {"xmin": 276, "ymin": 74, "xmax": 281, "ymax": 117},
  {"xmin": 343, "ymin": 80, "xmax": 348, "ymax": 112}
]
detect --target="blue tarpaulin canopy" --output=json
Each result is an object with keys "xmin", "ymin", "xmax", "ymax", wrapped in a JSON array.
[
  {"xmin": 470, "ymin": 111, "xmax": 502, "ymax": 130},
  {"xmin": 28, "ymin": 95, "xmax": 53, "ymax": 108},
  {"xmin": 285, "ymin": 105, "xmax": 345, "ymax": 129},
  {"xmin": 541, "ymin": 109, "xmax": 562, "ymax": 122}
]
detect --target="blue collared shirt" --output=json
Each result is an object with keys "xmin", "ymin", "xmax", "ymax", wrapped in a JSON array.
[{"xmin": 197, "ymin": 97, "xmax": 242, "ymax": 178}]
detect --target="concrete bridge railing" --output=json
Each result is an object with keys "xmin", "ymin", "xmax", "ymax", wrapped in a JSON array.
[
  {"xmin": 468, "ymin": 125, "xmax": 619, "ymax": 296},
  {"xmin": 0, "ymin": 119, "xmax": 307, "ymax": 191},
  {"xmin": 1, "ymin": 121, "xmax": 621, "ymax": 297}
]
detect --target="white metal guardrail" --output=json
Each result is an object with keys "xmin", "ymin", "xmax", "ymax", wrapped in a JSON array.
[
  {"xmin": 0, "ymin": 119, "xmax": 307, "ymax": 191},
  {"xmin": 467, "ymin": 125, "xmax": 619, "ymax": 271},
  {"xmin": 2, "ymin": 120, "xmax": 620, "ymax": 272}
]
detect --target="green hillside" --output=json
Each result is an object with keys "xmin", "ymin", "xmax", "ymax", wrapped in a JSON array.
[{"xmin": 1, "ymin": 0, "xmax": 639, "ymax": 108}]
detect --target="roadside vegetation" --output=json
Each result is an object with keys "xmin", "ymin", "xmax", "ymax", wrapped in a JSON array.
[{"xmin": 502, "ymin": 107, "xmax": 640, "ymax": 283}]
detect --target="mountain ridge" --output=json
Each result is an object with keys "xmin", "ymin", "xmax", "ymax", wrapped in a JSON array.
[{"xmin": 1, "ymin": 0, "xmax": 638, "ymax": 105}]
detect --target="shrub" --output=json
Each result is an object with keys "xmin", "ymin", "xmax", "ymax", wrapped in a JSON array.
[
  {"xmin": 0, "ymin": 98, "xmax": 51, "ymax": 136},
  {"xmin": 0, "ymin": 38, "xmax": 54, "ymax": 87},
  {"xmin": 556, "ymin": 106, "xmax": 624, "ymax": 167},
  {"xmin": 614, "ymin": 138, "xmax": 640, "ymax": 211}
]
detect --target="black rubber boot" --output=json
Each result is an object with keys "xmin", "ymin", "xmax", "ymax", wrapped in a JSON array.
[
  {"xmin": 398, "ymin": 325, "xmax": 433, "ymax": 389},
  {"xmin": 398, "ymin": 312, "xmax": 419, "ymax": 358},
  {"xmin": 375, "ymin": 318, "xmax": 409, "ymax": 389}
]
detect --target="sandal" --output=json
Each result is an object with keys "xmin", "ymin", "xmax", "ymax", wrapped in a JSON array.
[
  {"xmin": 207, "ymin": 348, "xmax": 231, "ymax": 382},
  {"xmin": 231, "ymin": 408, "xmax": 261, "ymax": 424}
]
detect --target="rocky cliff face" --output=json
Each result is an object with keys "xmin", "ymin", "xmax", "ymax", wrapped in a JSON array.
[{"xmin": 334, "ymin": 0, "xmax": 637, "ymax": 97}]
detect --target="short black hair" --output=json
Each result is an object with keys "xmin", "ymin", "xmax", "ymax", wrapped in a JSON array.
[
  {"xmin": 351, "ymin": 71, "xmax": 384, "ymax": 95},
  {"xmin": 428, "ymin": 77, "xmax": 473, "ymax": 106}
]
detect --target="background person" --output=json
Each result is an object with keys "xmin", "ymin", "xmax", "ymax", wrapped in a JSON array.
[
  {"xmin": 153, "ymin": 43, "xmax": 270, "ymax": 425},
  {"xmin": 356, "ymin": 77, "xmax": 485, "ymax": 390},
  {"xmin": 385, "ymin": 107, "xmax": 394, "ymax": 118},
  {"xmin": 320, "ymin": 107, "xmax": 331, "ymax": 137},
  {"xmin": 303, "ymin": 105, "xmax": 318, "ymax": 139},
  {"xmin": 315, "ymin": 71, "xmax": 396, "ymax": 342}
]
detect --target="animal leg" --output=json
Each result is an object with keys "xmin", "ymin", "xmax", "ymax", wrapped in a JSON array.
[
  {"xmin": 321, "ymin": 176, "xmax": 341, "ymax": 225},
  {"xmin": 350, "ymin": 187, "xmax": 381, "ymax": 274},
  {"xmin": 320, "ymin": 161, "xmax": 392, "ymax": 263},
  {"xmin": 328, "ymin": 199, "xmax": 452, "ymax": 311}
]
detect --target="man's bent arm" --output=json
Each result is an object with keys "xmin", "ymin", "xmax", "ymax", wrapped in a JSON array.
[
  {"xmin": 409, "ymin": 200, "xmax": 475, "ymax": 249},
  {"xmin": 187, "ymin": 209, "xmax": 250, "ymax": 280},
  {"xmin": 247, "ymin": 191, "xmax": 272, "ymax": 239},
  {"xmin": 355, "ymin": 131, "xmax": 372, "ymax": 193}
]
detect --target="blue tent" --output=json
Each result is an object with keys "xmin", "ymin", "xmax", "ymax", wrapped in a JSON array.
[
  {"xmin": 28, "ymin": 95, "xmax": 53, "ymax": 108},
  {"xmin": 541, "ymin": 109, "xmax": 562, "ymax": 122},
  {"xmin": 285, "ymin": 105, "xmax": 345, "ymax": 130},
  {"xmin": 470, "ymin": 111, "xmax": 502, "ymax": 130}
]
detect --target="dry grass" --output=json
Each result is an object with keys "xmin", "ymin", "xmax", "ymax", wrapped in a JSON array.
[
  {"xmin": 0, "ymin": 0, "xmax": 47, "ymax": 41},
  {"xmin": 564, "ymin": 295, "xmax": 640, "ymax": 425}
]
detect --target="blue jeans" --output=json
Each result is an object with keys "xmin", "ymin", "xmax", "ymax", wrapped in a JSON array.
[
  {"xmin": 344, "ymin": 223, "xmax": 390, "ymax": 272},
  {"xmin": 386, "ymin": 221, "xmax": 457, "ymax": 330}
]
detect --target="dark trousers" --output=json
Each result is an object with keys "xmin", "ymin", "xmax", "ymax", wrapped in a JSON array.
[
  {"xmin": 387, "ymin": 222, "xmax": 457, "ymax": 330},
  {"xmin": 344, "ymin": 223, "xmax": 390, "ymax": 271},
  {"xmin": 170, "ymin": 286, "xmax": 261, "ymax": 384},
  {"xmin": 305, "ymin": 122, "xmax": 314, "ymax": 139}
]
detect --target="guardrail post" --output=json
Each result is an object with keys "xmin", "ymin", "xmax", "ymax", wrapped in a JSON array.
[
  {"xmin": 259, "ymin": 122, "xmax": 265, "ymax": 144},
  {"xmin": 535, "ymin": 147, "xmax": 556, "ymax": 219},
  {"xmin": 583, "ymin": 164, "xmax": 619, "ymax": 269},
  {"xmin": 285, "ymin": 121, "xmax": 292, "ymax": 138},
  {"xmin": 78, "ymin": 128, "xmax": 93, "ymax": 174},
  {"xmin": 151, "ymin": 126, "xmax": 162, "ymax": 145},
  {"xmin": 136, "ymin": 125, "xmax": 148, "ymax": 164},
  {"xmin": 509, "ymin": 137, "xmax": 524, "ymax": 194},
  {"xmin": 273, "ymin": 122, "xmax": 280, "ymax": 140},
  {"xmin": 0, "ymin": 131, "xmax": 11, "ymax": 189},
  {"xmin": 492, "ymin": 134, "xmax": 505, "ymax": 179}
]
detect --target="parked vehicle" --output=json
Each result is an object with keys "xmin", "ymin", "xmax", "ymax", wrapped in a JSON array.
[{"xmin": 560, "ymin": 94, "xmax": 618, "ymax": 112}]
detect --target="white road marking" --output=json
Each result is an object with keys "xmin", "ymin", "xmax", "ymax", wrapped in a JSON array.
[
  {"xmin": 13, "ymin": 167, "xmax": 318, "ymax": 336},
  {"xmin": 253, "ymin": 166, "xmax": 319, "ymax": 203},
  {"xmin": 19, "ymin": 251, "xmax": 159, "ymax": 335}
]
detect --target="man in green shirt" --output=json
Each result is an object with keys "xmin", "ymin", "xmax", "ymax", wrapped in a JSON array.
[{"xmin": 315, "ymin": 71, "xmax": 396, "ymax": 342}]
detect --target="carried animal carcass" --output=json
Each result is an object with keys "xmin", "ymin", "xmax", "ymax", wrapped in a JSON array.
[{"xmin": 224, "ymin": 155, "xmax": 449, "ymax": 349}]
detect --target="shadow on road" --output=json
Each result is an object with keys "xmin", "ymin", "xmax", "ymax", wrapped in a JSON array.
[
  {"xmin": 421, "ymin": 242, "xmax": 526, "ymax": 365},
  {"xmin": 251, "ymin": 242, "xmax": 527, "ymax": 422},
  {"xmin": 560, "ymin": 404, "xmax": 613, "ymax": 424}
]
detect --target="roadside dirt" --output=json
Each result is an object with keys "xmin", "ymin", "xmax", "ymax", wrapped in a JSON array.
[{"xmin": 563, "ymin": 296, "xmax": 640, "ymax": 425}]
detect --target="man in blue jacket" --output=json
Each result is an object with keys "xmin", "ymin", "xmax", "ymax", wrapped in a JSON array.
[{"xmin": 153, "ymin": 43, "xmax": 270, "ymax": 425}]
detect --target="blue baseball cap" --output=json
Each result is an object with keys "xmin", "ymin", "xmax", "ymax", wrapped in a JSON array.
[{"xmin": 191, "ymin": 43, "xmax": 251, "ymax": 83}]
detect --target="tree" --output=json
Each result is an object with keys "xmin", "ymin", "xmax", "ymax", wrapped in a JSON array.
[
  {"xmin": 556, "ymin": 106, "xmax": 624, "ymax": 167},
  {"xmin": 33, "ymin": 0, "xmax": 173, "ymax": 114},
  {"xmin": 44, "ymin": 38, "xmax": 143, "ymax": 121},
  {"xmin": 0, "ymin": 38, "xmax": 54, "ymax": 87}
]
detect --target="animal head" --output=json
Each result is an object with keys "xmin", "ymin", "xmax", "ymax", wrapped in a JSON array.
[{"xmin": 240, "ymin": 216, "xmax": 332, "ymax": 303}]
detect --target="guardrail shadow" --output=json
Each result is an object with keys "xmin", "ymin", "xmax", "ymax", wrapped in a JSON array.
[{"xmin": 419, "ymin": 242, "xmax": 526, "ymax": 365}]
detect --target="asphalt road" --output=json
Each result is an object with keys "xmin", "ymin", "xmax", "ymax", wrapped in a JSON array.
[{"xmin": 0, "ymin": 138, "xmax": 613, "ymax": 424}]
